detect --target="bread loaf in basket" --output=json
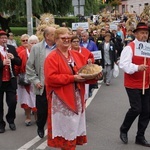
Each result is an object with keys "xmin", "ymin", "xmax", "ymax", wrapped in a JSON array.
[{"xmin": 78, "ymin": 64, "xmax": 102, "ymax": 79}]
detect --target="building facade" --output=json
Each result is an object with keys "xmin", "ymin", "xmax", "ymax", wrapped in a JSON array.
[{"xmin": 119, "ymin": 0, "xmax": 149, "ymax": 15}]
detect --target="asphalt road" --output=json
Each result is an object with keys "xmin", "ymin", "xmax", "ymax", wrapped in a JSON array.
[{"xmin": 0, "ymin": 70, "xmax": 150, "ymax": 150}]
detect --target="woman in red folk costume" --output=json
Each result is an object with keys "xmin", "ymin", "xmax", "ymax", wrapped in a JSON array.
[
  {"xmin": 70, "ymin": 35, "xmax": 95, "ymax": 100},
  {"xmin": 44, "ymin": 27, "xmax": 102, "ymax": 150},
  {"xmin": 16, "ymin": 35, "xmax": 39, "ymax": 126},
  {"xmin": 16, "ymin": 34, "xmax": 30, "ymax": 54}
]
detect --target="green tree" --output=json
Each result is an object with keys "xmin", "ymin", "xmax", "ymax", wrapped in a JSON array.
[
  {"xmin": 0, "ymin": 0, "xmax": 103, "ymax": 18},
  {"xmin": 106, "ymin": 0, "xmax": 122, "ymax": 6},
  {"xmin": 0, "ymin": 0, "xmax": 73, "ymax": 17},
  {"xmin": 85, "ymin": 0, "xmax": 100, "ymax": 15},
  {"xmin": 41, "ymin": 0, "xmax": 73, "ymax": 16},
  {"xmin": 0, "ymin": 0, "xmax": 26, "ymax": 16},
  {"xmin": 99, "ymin": 0, "xmax": 107, "ymax": 11}
]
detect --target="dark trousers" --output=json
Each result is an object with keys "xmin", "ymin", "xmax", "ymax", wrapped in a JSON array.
[
  {"xmin": 0, "ymin": 81, "xmax": 17, "ymax": 126},
  {"xmin": 120, "ymin": 88, "xmax": 150, "ymax": 138},
  {"xmin": 36, "ymin": 88, "xmax": 48, "ymax": 130}
]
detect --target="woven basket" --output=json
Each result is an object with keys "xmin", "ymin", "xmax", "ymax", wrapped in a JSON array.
[{"xmin": 78, "ymin": 64, "xmax": 102, "ymax": 79}]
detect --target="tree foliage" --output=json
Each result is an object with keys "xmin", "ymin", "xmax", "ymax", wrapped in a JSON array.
[
  {"xmin": 0, "ymin": 0, "xmax": 73, "ymax": 17},
  {"xmin": 0, "ymin": 0, "xmax": 26, "ymax": 16},
  {"xmin": 41, "ymin": 0, "xmax": 73, "ymax": 16},
  {"xmin": 107, "ymin": 0, "xmax": 122, "ymax": 6},
  {"xmin": 0, "ymin": 0, "xmax": 101, "ymax": 17},
  {"xmin": 85, "ymin": 0, "xmax": 100, "ymax": 15}
]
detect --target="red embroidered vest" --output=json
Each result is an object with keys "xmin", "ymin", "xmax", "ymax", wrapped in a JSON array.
[
  {"xmin": 124, "ymin": 42, "xmax": 150, "ymax": 89},
  {"xmin": 1, "ymin": 54, "xmax": 11, "ymax": 81}
]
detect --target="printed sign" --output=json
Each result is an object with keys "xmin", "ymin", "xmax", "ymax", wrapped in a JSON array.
[
  {"xmin": 91, "ymin": 51, "xmax": 102, "ymax": 60},
  {"xmin": 92, "ymin": 15, "xmax": 99, "ymax": 23},
  {"xmin": 72, "ymin": 22, "xmax": 89, "ymax": 30},
  {"xmin": 134, "ymin": 41, "xmax": 150, "ymax": 58},
  {"xmin": 110, "ymin": 23, "xmax": 117, "ymax": 31}
]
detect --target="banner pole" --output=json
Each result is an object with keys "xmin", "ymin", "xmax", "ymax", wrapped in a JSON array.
[{"xmin": 142, "ymin": 57, "xmax": 146, "ymax": 95}]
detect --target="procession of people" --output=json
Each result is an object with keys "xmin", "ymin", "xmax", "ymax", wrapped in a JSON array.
[{"xmin": 0, "ymin": 5, "xmax": 150, "ymax": 149}]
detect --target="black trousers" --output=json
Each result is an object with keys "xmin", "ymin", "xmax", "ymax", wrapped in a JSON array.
[
  {"xmin": 120, "ymin": 88, "xmax": 150, "ymax": 138},
  {"xmin": 0, "ymin": 81, "xmax": 17, "ymax": 126},
  {"xmin": 36, "ymin": 88, "xmax": 48, "ymax": 130}
]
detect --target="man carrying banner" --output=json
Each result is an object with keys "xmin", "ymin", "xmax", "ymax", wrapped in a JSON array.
[{"xmin": 119, "ymin": 22, "xmax": 150, "ymax": 147}]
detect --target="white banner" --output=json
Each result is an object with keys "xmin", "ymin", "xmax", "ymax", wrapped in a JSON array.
[
  {"xmin": 134, "ymin": 41, "xmax": 150, "ymax": 58},
  {"xmin": 91, "ymin": 51, "xmax": 102, "ymax": 60},
  {"xmin": 72, "ymin": 22, "xmax": 88, "ymax": 30},
  {"xmin": 110, "ymin": 23, "xmax": 117, "ymax": 31}
]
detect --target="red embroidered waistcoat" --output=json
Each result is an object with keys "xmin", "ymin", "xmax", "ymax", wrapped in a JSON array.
[{"xmin": 124, "ymin": 42, "xmax": 150, "ymax": 89}]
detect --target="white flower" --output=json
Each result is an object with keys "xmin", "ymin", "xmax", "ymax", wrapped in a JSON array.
[{"xmin": 110, "ymin": 46, "xmax": 113, "ymax": 50}]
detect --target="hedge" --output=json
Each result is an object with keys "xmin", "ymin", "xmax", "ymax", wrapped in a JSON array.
[
  {"xmin": 9, "ymin": 16, "xmax": 79, "ymax": 28},
  {"xmin": 10, "ymin": 27, "xmax": 36, "ymax": 36},
  {"xmin": 8, "ymin": 16, "xmax": 80, "ymax": 45}
]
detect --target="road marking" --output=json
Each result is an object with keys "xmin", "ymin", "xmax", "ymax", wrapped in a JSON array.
[
  {"xmin": 86, "ymin": 82, "xmax": 101, "ymax": 108},
  {"xmin": 18, "ymin": 82, "xmax": 102, "ymax": 150},
  {"xmin": 18, "ymin": 129, "xmax": 47, "ymax": 150},
  {"xmin": 36, "ymin": 141, "xmax": 47, "ymax": 150}
]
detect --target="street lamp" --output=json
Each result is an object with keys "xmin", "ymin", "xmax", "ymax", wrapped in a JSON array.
[
  {"xmin": 26, "ymin": 0, "xmax": 33, "ymax": 35},
  {"xmin": 78, "ymin": 0, "xmax": 80, "ymax": 16}
]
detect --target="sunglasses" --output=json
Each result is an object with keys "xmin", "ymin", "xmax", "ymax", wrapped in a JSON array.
[
  {"xmin": 60, "ymin": 37, "xmax": 71, "ymax": 41},
  {"xmin": 22, "ymin": 39, "xmax": 28, "ymax": 42},
  {"xmin": 72, "ymin": 40, "xmax": 79, "ymax": 43}
]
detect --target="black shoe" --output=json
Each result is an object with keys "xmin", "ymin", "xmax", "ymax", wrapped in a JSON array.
[
  {"xmin": 37, "ymin": 129, "xmax": 44, "ymax": 138},
  {"xmin": 0, "ymin": 123, "xmax": 6, "ymax": 133},
  {"xmin": 120, "ymin": 132, "xmax": 128, "ymax": 144},
  {"xmin": 94, "ymin": 85, "xmax": 98, "ymax": 89},
  {"xmin": 89, "ymin": 91, "xmax": 92, "ymax": 97},
  {"xmin": 9, "ymin": 123, "xmax": 16, "ymax": 131},
  {"xmin": 135, "ymin": 138, "xmax": 150, "ymax": 147},
  {"xmin": 0, "ymin": 127, "xmax": 5, "ymax": 133},
  {"xmin": 103, "ymin": 78, "xmax": 106, "ymax": 83}
]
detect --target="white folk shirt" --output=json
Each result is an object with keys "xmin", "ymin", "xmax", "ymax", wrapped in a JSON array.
[
  {"xmin": 0, "ymin": 46, "xmax": 7, "ymax": 57},
  {"xmin": 119, "ymin": 39, "xmax": 139, "ymax": 74}
]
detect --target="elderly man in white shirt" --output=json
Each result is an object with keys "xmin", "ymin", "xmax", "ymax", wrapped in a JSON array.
[{"xmin": 119, "ymin": 22, "xmax": 150, "ymax": 147}]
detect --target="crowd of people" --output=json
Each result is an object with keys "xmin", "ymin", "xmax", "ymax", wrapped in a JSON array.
[{"xmin": 0, "ymin": 11, "xmax": 149, "ymax": 149}]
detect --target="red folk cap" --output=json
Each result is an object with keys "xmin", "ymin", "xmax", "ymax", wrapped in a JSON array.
[{"xmin": 0, "ymin": 30, "xmax": 7, "ymax": 36}]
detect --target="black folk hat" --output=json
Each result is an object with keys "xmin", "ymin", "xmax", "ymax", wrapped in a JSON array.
[{"xmin": 133, "ymin": 22, "xmax": 149, "ymax": 33}]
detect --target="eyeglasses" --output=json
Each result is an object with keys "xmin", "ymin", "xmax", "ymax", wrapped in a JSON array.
[
  {"xmin": 0, "ymin": 37, "xmax": 7, "ymax": 40},
  {"xmin": 72, "ymin": 40, "xmax": 79, "ymax": 43},
  {"xmin": 22, "ymin": 39, "xmax": 28, "ymax": 42},
  {"xmin": 60, "ymin": 37, "xmax": 71, "ymax": 42}
]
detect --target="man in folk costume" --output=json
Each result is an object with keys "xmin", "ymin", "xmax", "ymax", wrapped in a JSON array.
[
  {"xmin": 119, "ymin": 22, "xmax": 150, "ymax": 147},
  {"xmin": 0, "ymin": 30, "xmax": 21, "ymax": 133}
]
